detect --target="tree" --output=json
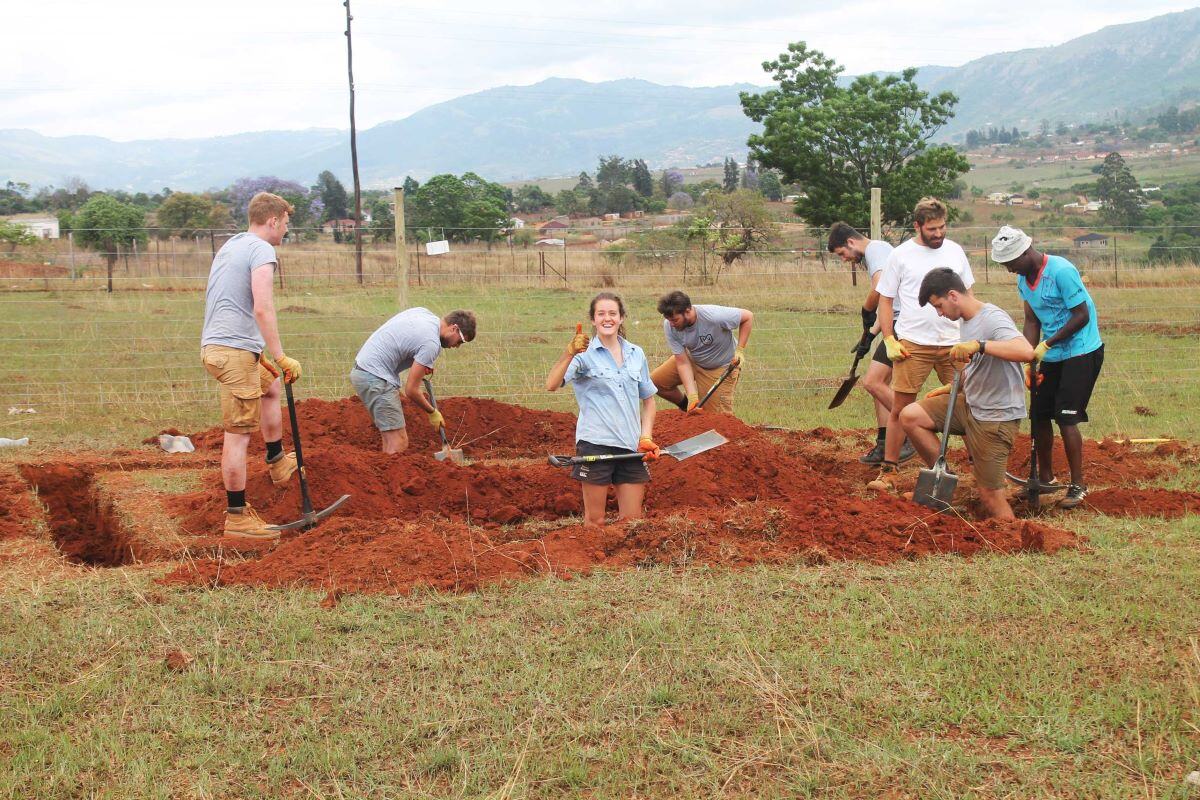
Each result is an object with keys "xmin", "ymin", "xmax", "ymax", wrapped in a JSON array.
[
  {"xmin": 554, "ymin": 189, "xmax": 582, "ymax": 216},
  {"xmin": 407, "ymin": 173, "xmax": 509, "ymax": 243},
  {"xmin": 402, "ymin": 176, "xmax": 420, "ymax": 197},
  {"xmin": 723, "ymin": 157, "xmax": 739, "ymax": 192},
  {"xmin": 74, "ymin": 194, "xmax": 148, "ymax": 292},
  {"xmin": 659, "ymin": 169, "xmax": 684, "ymax": 197},
  {"xmin": 314, "ymin": 170, "xmax": 349, "ymax": 221},
  {"xmin": 227, "ymin": 176, "xmax": 320, "ymax": 233},
  {"xmin": 632, "ymin": 159, "xmax": 654, "ymax": 198},
  {"xmin": 741, "ymin": 43, "xmax": 968, "ymax": 227},
  {"xmin": 574, "ymin": 171, "xmax": 594, "ymax": 191},
  {"xmin": 667, "ymin": 191, "xmax": 694, "ymax": 210},
  {"xmin": 156, "ymin": 192, "xmax": 227, "ymax": 238},
  {"xmin": 367, "ymin": 196, "xmax": 394, "ymax": 243},
  {"xmin": 0, "ymin": 220, "xmax": 37, "ymax": 251},
  {"xmin": 741, "ymin": 160, "xmax": 759, "ymax": 190},
  {"xmin": 688, "ymin": 189, "xmax": 777, "ymax": 283},
  {"xmin": 758, "ymin": 171, "xmax": 783, "ymax": 201},
  {"xmin": 514, "ymin": 184, "xmax": 553, "ymax": 213},
  {"xmin": 596, "ymin": 156, "xmax": 630, "ymax": 190},
  {"xmin": 1096, "ymin": 152, "xmax": 1144, "ymax": 227}
]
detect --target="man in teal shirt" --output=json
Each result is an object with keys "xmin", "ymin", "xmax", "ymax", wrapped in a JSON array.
[{"xmin": 991, "ymin": 226, "xmax": 1104, "ymax": 509}]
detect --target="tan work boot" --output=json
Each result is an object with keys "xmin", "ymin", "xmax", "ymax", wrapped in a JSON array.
[
  {"xmin": 223, "ymin": 505, "xmax": 280, "ymax": 540},
  {"xmin": 268, "ymin": 451, "xmax": 298, "ymax": 486},
  {"xmin": 866, "ymin": 463, "xmax": 900, "ymax": 494}
]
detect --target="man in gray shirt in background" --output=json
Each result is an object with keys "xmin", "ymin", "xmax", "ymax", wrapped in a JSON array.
[
  {"xmin": 200, "ymin": 191, "xmax": 303, "ymax": 540},
  {"xmin": 900, "ymin": 268, "xmax": 1035, "ymax": 520},
  {"xmin": 349, "ymin": 307, "xmax": 477, "ymax": 454},
  {"xmin": 651, "ymin": 290, "xmax": 753, "ymax": 416}
]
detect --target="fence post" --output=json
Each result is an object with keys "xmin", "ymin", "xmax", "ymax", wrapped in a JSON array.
[
  {"xmin": 394, "ymin": 187, "xmax": 408, "ymax": 305},
  {"xmin": 108, "ymin": 246, "xmax": 115, "ymax": 293},
  {"xmin": 982, "ymin": 236, "xmax": 989, "ymax": 284},
  {"xmin": 870, "ymin": 187, "xmax": 881, "ymax": 240},
  {"xmin": 68, "ymin": 232, "xmax": 76, "ymax": 280},
  {"xmin": 1112, "ymin": 235, "xmax": 1119, "ymax": 287}
]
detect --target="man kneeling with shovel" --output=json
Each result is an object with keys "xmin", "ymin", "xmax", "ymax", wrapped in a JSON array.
[{"xmin": 899, "ymin": 268, "xmax": 1034, "ymax": 520}]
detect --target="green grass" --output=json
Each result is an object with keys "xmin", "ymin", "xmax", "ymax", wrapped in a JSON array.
[{"xmin": 965, "ymin": 150, "xmax": 1200, "ymax": 193}]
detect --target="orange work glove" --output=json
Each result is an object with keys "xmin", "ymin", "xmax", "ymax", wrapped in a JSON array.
[
  {"xmin": 1024, "ymin": 364, "xmax": 1045, "ymax": 389},
  {"xmin": 685, "ymin": 392, "xmax": 701, "ymax": 415},
  {"xmin": 566, "ymin": 323, "xmax": 589, "ymax": 356},
  {"xmin": 638, "ymin": 437, "xmax": 662, "ymax": 461}
]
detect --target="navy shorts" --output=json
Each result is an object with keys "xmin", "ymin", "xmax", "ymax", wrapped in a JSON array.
[
  {"xmin": 570, "ymin": 441, "xmax": 651, "ymax": 486},
  {"xmin": 1033, "ymin": 345, "xmax": 1104, "ymax": 426},
  {"xmin": 871, "ymin": 339, "xmax": 892, "ymax": 368}
]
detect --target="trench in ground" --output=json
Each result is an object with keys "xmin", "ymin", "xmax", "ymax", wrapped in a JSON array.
[{"xmin": 18, "ymin": 464, "xmax": 137, "ymax": 567}]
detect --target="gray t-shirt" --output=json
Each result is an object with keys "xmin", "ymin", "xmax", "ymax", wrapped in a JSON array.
[
  {"xmin": 200, "ymin": 232, "xmax": 277, "ymax": 353},
  {"xmin": 864, "ymin": 240, "xmax": 899, "ymax": 321},
  {"xmin": 664, "ymin": 304, "xmax": 743, "ymax": 369},
  {"xmin": 960, "ymin": 303, "xmax": 1027, "ymax": 423},
  {"xmin": 354, "ymin": 307, "xmax": 442, "ymax": 386}
]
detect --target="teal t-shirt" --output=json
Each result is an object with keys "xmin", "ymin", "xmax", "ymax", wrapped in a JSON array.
[{"xmin": 1017, "ymin": 255, "xmax": 1102, "ymax": 362}]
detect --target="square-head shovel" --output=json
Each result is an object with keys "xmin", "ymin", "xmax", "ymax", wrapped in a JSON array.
[
  {"xmin": 423, "ymin": 378, "xmax": 465, "ymax": 465},
  {"xmin": 913, "ymin": 370, "xmax": 962, "ymax": 511}
]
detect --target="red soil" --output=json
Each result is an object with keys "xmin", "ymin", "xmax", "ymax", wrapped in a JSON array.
[{"xmin": 1082, "ymin": 487, "xmax": 1200, "ymax": 518}]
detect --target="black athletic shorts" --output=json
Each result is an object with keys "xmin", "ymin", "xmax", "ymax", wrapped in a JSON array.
[
  {"xmin": 871, "ymin": 339, "xmax": 893, "ymax": 368},
  {"xmin": 1033, "ymin": 344, "xmax": 1104, "ymax": 426},
  {"xmin": 570, "ymin": 440, "xmax": 651, "ymax": 486}
]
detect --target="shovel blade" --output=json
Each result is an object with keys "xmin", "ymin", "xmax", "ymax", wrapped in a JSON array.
[
  {"xmin": 663, "ymin": 429, "xmax": 729, "ymax": 461},
  {"xmin": 913, "ymin": 463, "xmax": 958, "ymax": 510},
  {"xmin": 434, "ymin": 447, "xmax": 466, "ymax": 465},
  {"xmin": 828, "ymin": 375, "xmax": 859, "ymax": 409}
]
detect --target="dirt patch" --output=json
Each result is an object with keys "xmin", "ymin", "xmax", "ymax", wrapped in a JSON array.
[
  {"xmin": 0, "ymin": 465, "xmax": 46, "ymax": 541},
  {"xmin": 0, "ymin": 261, "xmax": 68, "ymax": 280},
  {"xmin": 18, "ymin": 464, "xmax": 136, "ymax": 566},
  {"xmin": 1082, "ymin": 488, "xmax": 1200, "ymax": 518}
]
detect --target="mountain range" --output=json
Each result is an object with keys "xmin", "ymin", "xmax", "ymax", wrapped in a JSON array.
[{"xmin": 3, "ymin": 8, "xmax": 1200, "ymax": 192}]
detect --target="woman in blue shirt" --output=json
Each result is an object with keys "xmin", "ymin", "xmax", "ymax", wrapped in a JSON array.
[{"xmin": 546, "ymin": 292, "xmax": 661, "ymax": 526}]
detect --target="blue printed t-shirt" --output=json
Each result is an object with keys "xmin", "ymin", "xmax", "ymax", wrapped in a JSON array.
[
  {"xmin": 1017, "ymin": 255, "xmax": 1102, "ymax": 362},
  {"xmin": 563, "ymin": 336, "xmax": 657, "ymax": 451}
]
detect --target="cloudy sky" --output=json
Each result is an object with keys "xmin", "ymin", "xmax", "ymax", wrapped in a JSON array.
[{"xmin": 4, "ymin": 0, "xmax": 1196, "ymax": 141}]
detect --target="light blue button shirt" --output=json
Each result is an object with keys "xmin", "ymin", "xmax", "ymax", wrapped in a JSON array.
[{"xmin": 564, "ymin": 336, "xmax": 657, "ymax": 451}]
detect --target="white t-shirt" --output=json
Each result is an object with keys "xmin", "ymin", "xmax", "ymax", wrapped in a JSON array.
[{"xmin": 876, "ymin": 237, "xmax": 974, "ymax": 346}]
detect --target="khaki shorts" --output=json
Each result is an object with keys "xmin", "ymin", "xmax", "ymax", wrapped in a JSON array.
[
  {"xmin": 919, "ymin": 392, "xmax": 1019, "ymax": 490},
  {"xmin": 891, "ymin": 340, "xmax": 955, "ymax": 395},
  {"xmin": 201, "ymin": 345, "xmax": 278, "ymax": 434},
  {"xmin": 650, "ymin": 355, "xmax": 740, "ymax": 415}
]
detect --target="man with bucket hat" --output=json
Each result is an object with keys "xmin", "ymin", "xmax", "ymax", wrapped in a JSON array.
[{"xmin": 991, "ymin": 225, "xmax": 1103, "ymax": 509}]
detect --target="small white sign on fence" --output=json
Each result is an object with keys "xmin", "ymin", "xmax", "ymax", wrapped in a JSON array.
[{"xmin": 426, "ymin": 240, "xmax": 450, "ymax": 256}]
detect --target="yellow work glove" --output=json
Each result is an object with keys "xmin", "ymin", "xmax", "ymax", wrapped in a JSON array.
[
  {"xmin": 1032, "ymin": 340, "xmax": 1050, "ymax": 362},
  {"xmin": 925, "ymin": 384, "xmax": 952, "ymax": 399},
  {"xmin": 883, "ymin": 335, "xmax": 910, "ymax": 361},
  {"xmin": 566, "ymin": 322, "xmax": 589, "ymax": 356},
  {"xmin": 685, "ymin": 392, "xmax": 701, "ymax": 415},
  {"xmin": 638, "ymin": 437, "xmax": 662, "ymax": 461},
  {"xmin": 732, "ymin": 347, "xmax": 746, "ymax": 368},
  {"xmin": 428, "ymin": 409, "xmax": 445, "ymax": 429},
  {"xmin": 274, "ymin": 354, "xmax": 302, "ymax": 384},
  {"xmin": 949, "ymin": 340, "xmax": 980, "ymax": 364}
]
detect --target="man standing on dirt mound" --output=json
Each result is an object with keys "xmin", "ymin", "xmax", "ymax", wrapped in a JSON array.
[
  {"xmin": 651, "ymin": 290, "xmax": 753, "ymax": 415},
  {"xmin": 992, "ymin": 226, "xmax": 1103, "ymax": 509},
  {"xmin": 349, "ymin": 308, "xmax": 477, "ymax": 454},
  {"xmin": 900, "ymin": 268, "xmax": 1034, "ymax": 520},
  {"xmin": 200, "ymin": 191, "xmax": 302, "ymax": 540},
  {"xmin": 868, "ymin": 197, "xmax": 975, "ymax": 494},
  {"xmin": 827, "ymin": 222, "xmax": 916, "ymax": 466}
]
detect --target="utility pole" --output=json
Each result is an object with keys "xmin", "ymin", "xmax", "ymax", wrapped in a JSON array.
[{"xmin": 344, "ymin": 0, "xmax": 364, "ymax": 285}]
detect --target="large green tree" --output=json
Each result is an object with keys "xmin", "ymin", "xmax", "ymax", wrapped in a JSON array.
[
  {"xmin": 156, "ymin": 192, "xmax": 227, "ymax": 238},
  {"xmin": 314, "ymin": 170, "xmax": 349, "ymax": 221},
  {"xmin": 74, "ymin": 194, "xmax": 148, "ymax": 292},
  {"xmin": 740, "ymin": 43, "xmax": 968, "ymax": 227},
  {"xmin": 1096, "ymin": 152, "xmax": 1144, "ymax": 227},
  {"xmin": 407, "ymin": 173, "xmax": 509, "ymax": 243}
]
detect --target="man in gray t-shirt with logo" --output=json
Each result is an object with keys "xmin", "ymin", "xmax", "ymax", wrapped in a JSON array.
[
  {"xmin": 349, "ymin": 307, "xmax": 477, "ymax": 454},
  {"xmin": 898, "ymin": 268, "xmax": 1035, "ymax": 520},
  {"xmin": 200, "ymin": 191, "xmax": 304, "ymax": 541},
  {"xmin": 650, "ymin": 290, "xmax": 753, "ymax": 416}
]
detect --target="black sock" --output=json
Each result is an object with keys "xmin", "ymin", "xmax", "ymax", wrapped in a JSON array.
[
  {"xmin": 265, "ymin": 440, "xmax": 283, "ymax": 461},
  {"xmin": 881, "ymin": 460, "xmax": 898, "ymax": 472},
  {"xmin": 876, "ymin": 427, "xmax": 886, "ymax": 441},
  {"xmin": 227, "ymin": 490, "xmax": 246, "ymax": 510}
]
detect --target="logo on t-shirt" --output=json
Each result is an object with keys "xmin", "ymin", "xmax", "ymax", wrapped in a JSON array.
[{"xmin": 699, "ymin": 333, "xmax": 714, "ymax": 346}]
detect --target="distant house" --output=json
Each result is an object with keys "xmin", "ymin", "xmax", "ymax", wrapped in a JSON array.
[
  {"xmin": 1008, "ymin": 194, "xmax": 1025, "ymax": 206},
  {"xmin": 1074, "ymin": 233, "xmax": 1109, "ymax": 248},
  {"xmin": 537, "ymin": 218, "xmax": 569, "ymax": 234},
  {"xmin": 7, "ymin": 216, "xmax": 59, "ymax": 239},
  {"xmin": 1084, "ymin": 201, "xmax": 1102, "ymax": 213},
  {"xmin": 602, "ymin": 213, "xmax": 621, "ymax": 222},
  {"xmin": 987, "ymin": 192, "xmax": 1010, "ymax": 205},
  {"xmin": 509, "ymin": 217, "xmax": 526, "ymax": 229},
  {"xmin": 535, "ymin": 238, "xmax": 565, "ymax": 248}
]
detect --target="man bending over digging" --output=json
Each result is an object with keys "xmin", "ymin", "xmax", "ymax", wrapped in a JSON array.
[
  {"xmin": 651, "ymin": 290, "xmax": 752, "ymax": 415},
  {"xmin": 200, "ymin": 191, "xmax": 301, "ymax": 540},
  {"xmin": 899, "ymin": 268, "xmax": 1034, "ymax": 520},
  {"xmin": 349, "ymin": 308, "xmax": 476, "ymax": 453}
]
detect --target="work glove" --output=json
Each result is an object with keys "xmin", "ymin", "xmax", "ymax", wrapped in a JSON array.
[
  {"xmin": 861, "ymin": 307, "xmax": 877, "ymax": 333},
  {"xmin": 566, "ymin": 322, "xmax": 589, "ymax": 356},
  {"xmin": 428, "ymin": 409, "xmax": 445, "ymax": 429},
  {"xmin": 685, "ymin": 392, "xmax": 701, "ymax": 415},
  {"xmin": 925, "ymin": 383, "xmax": 952, "ymax": 399},
  {"xmin": 731, "ymin": 347, "xmax": 746, "ymax": 368},
  {"xmin": 1024, "ymin": 364, "xmax": 1045, "ymax": 389},
  {"xmin": 274, "ymin": 354, "xmax": 302, "ymax": 384},
  {"xmin": 638, "ymin": 437, "xmax": 662, "ymax": 461},
  {"xmin": 1032, "ymin": 340, "xmax": 1050, "ymax": 362},
  {"xmin": 883, "ymin": 335, "xmax": 910, "ymax": 361},
  {"xmin": 850, "ymin": 331, "xmax": 874, "ymax": 359},
  {"xmin": 949, "ymin": 340, "xmax": 980, "ymax": 364}
]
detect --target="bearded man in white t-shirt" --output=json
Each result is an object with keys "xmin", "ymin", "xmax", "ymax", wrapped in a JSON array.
[{"xmin": 867, "ymin": 197, "xmax": 975, "ymax": 493}]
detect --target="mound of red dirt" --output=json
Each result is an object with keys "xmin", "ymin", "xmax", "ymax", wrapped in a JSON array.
[
  {"xmin": 1082, "ymin": 487, "xmax": 1200, "ymax": 518},
  {"xmin": 162, "ymin": 397, "xmax": 1082, "ymax": 595}
]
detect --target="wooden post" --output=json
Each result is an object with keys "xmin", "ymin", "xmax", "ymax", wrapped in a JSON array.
[
  {"xmin": 870, "ymin": 187, "xmax": 881, "ymax": 240},
  {"xmin": 67, "ymin": 232, "xmax": 76, "ymax": 280},
  {"xmin": 1112, "ymin": 235, "xmax": 1119, "ymax": 287},
  {"xmin": 394, "ymin": 187, "xmax": 408, "ymax": 306},
  {"xmin": 983, "ymin": 236, "xmax": 989, "ymax": 284}
]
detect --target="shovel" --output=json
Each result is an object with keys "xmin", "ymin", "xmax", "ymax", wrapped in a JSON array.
[
  {"xmin": 829, "ymin": 331, "xmax": 875, "ymax": 410},
  {"xmin": 912, "ymin": 370, "xmax": 961, "ymax": 511},
  {"xmin": 267, "ymin": 380, "xmax": 351, "ymax": 532},
  {"xmin": 696, "ymin": 361, "xmax": 739, "ymax": 410},
  {"xmin": 423, "ymin": 378, "xmax": 465, "ymax": 465},
  {"xmin": 548, "ymin": 429, "xmax": 728, "ymax": 467}
]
